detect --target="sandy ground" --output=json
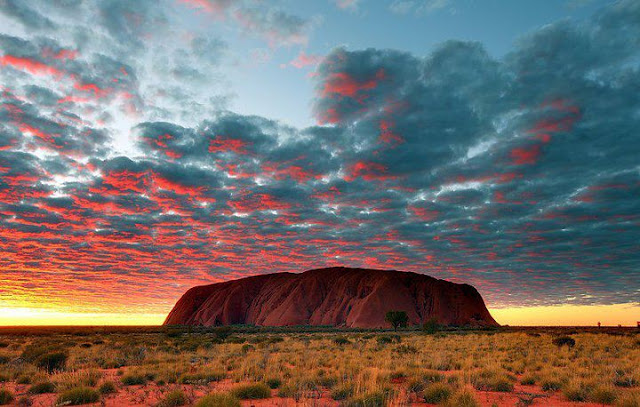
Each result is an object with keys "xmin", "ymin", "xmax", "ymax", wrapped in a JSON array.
[{"xmin": 2, "ymin": 373, "xmax": 612, "ymax": 407}]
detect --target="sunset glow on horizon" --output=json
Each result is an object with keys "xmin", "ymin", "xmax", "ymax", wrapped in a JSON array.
[{"xmin": 1, "ymin": 0, "xmax": 639, "ymax": 327}]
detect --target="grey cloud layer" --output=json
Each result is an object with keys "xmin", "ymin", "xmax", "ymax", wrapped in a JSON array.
[{"xmin": 0, "ymin": 0, "xmax": 638, "ymax": 311}]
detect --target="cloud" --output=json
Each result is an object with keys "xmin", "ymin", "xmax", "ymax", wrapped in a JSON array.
[
  {"xmin": 0, "ymin": 0, "xmax": 639, "ymax": 315},
  {"xmin": 389, "ymin": 0, "xmax": 452, "ymax": 16}
]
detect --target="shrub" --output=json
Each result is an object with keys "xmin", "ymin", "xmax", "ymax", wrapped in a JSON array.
[
  {"xmin": 266, "ymin": 378, "xmax": 282, "ymax": 389},
  {"xmin": 0, "ymin": 389, "xmax": 14, "ymax": 405},
  {"xmin": 448, "ymin": 388, "xmax": 478, "ymax": 407},
  {"xmin": 331, "ymin": 384, "xmax": 353, "ymax": 400},
  {"xmin": 276, "ymin": 384, "xmax": 297, "ymax": 398},
  {"xmin": 541, "ymin": 378, "xmax": 563, "ymax": 392},
  {"xmin": 36, "ymin": 351, "xmax": 68, "ymax": 373},
  {"xmin": 552, "ymin": 336, "xmax": 576, "ymax": 349},
  {"xmin": 230, "ymin": 383, "xmax": 271, "ymax": 399},
  {"xmin": 0, "ymin": 356, "xmax": 9, "ymax": 364},
  {"xmin": 334, "ymin": 337, "xmax": 351, "ymax": 346},
  {"xmin": 28, "ymin": 381, "xmax": 56, "ymax": 394},
  {"xmin": 178, "ymin": 372, "xmax": 225, "ymax": 384},
  {"xmin": 376, "ymin": 335, "xmax": 401, "ymax": 345},
  {"xmin": 240, "ymin": 344, "xmax": 254, "ymax": 353},
  {"xmin": 194, "ymin": 393, "xmax": 240, "ymax": 407},
  {"xmin": 56, "ymin": 387, "xmax": 100, "ymax": 405},
  {"xmin": 589, "ymin": 386, "xmax": 616, "ymax": 405},
  {"xmin": 394, "ymin": 344, "xmax": 418, "ymax": 354},
  {"xmin": 616, "ymin": 391, "xmax": 640, "ymax": 407},
  {"xmin": 121, "ymin": 373, "xmax": 147, "ymax": 386},
  {"xmin": 98, "ymin": 381, "xmax": 117, "ymax": 394},
  {"xmin": 423, "ymin": 317, "xmax": 441, "ymax": 334},
  {"xmin": 345, "ymin": 390, "xmax": 391, "ymax": 407},
  {"xmin": 16, "ymin": 375, "xmax": 32, "ymax": 385},
  {"xmin": 563, "ymin": 381, "xmax": 589, "ymax": 402},
  {"xmin": 158, "ymin": 390, "xmax": 188, "ymax": 407},
  {"xmin": 407, "ymin": 379, "xmax": 425, "ymax": 393},
  {"xmin": 423, "ymin": 382, "xmax": 452, "ymax": 404},
  {"xmin": 472, "ymin": 370, "xmax": 515, "ymax": 392},
  {"xmin": 520, "ymin": 374, "xmax": 536, "ymax": 385}
]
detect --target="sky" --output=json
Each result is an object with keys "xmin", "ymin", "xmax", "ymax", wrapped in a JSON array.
[{"xmin": 0, "ymin": 0, "xmax": 639, "ymax": 326}]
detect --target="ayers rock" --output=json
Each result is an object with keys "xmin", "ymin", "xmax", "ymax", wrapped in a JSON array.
[{"xmin": 164, "ymin": 267, "xmax": 498, "ymax": 328}]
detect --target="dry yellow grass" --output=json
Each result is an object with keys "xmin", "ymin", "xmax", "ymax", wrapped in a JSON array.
[{"xmin": 0, "ymin": 328, "xmax": 638, "ymax": 406}]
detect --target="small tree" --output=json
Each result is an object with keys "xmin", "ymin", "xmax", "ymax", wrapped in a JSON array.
[
  {"xmin": 422, "ymin": 317, "xmax": 441, "ymax": 334},
  {"xmin": 385, "ymin": 311, "xmax": 409, "ymax": 331}
]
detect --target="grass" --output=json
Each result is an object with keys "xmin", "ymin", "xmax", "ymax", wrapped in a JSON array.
[
  {"xmin": 98, "ymin": 381, "xmax": 117, "ymax": 394},
  {"xmin": 158, "ymin": 389, "xmax": 188, "ymax": 407},
  {"xmin": 0, "ymin": 327, "xmax": 638, "ymax": 405},
  {"xmin": 121, "ymin": 373, "xmax": 147, "ymax": 385},
  {"xmin": 28, "ymin": 381, "xmax": 56, "ymax": 394},
  {"xmin": 230, "ymin": 383, "xmax": 271, "ymax": 399},
  {"xmin": 0, "ymin": 389, "xmax": 14, "ymax": 405},
  {"xmin": 194, "ymin": 392, "xmax": 241, "ymax": 407},
  {"xmin": 56, "ymin": 387, "xmax": 100, "ymax": 405},
  {"xmin": 422, "ymin": 382, "xmax": 453, "ymax": 403}
]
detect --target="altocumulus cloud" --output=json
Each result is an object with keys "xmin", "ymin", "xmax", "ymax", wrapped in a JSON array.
[{"xmin": 0, "ymin": 0, "xmax": 638, "ymax": 314}]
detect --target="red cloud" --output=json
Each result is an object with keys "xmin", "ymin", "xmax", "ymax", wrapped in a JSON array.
[
  {"xmin": 322, "ymin": 69, "xmax": 385, "ymax": 99},
  {"xmin": 344, "ymin": 161, "xmax": 396, "ymax": 182},
  {"xmin": 209, "ymin": 135, "xmax": 249, "ymax": 154},
  {"xmin": 0, "ymin": 55, "xmax": 64, "ymax": 77}
]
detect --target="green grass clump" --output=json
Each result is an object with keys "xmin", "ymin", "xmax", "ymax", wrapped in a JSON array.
[
  {"xmin": 447, "ymin": 388, "xmax": 478, "ymax": 407},
  {"xmin": 121, "ymin": 373, "xmax": 147, "ymax": 386},
  {"xmin": 36, "ymin": 351, "xmax": 68, "ymax": 373},
  {"xmin": 178, "ymin": 372, "xmax": 225, "ymax": 384},
  {"xmin": 541, "ymin": 378, "xmax": 563, "ymax": 392},
  {"xmin": 0, "ymin": 389, "xmax": 14, "ymax": 405},
  {"xmin": 330, "ymin": 384, "xmax": 354, "ymax": 400},
  {"xmin": 266, "ymin": 378, "xmax": 282, "ymax": 389},
  {"xmin": 423, "ymin": 382, "xmax": 453, "ymax": 403},
  {"xmin": 56, "ymin": 387, "xmax": 100, "ymax": 405},
  {"xmin": 589, "ymin": 386, "xmax": 616, "ymax": 405},
  {"xmin": 472, "ymin": 370, "xmax": 515, "ymax": 392},
  {"xmin": 345, "ymin": 390, "xmax": 390, "ymax": 407},
  {"xmin": 158, "ymin": 389, "xmax": 188, "ymax": 407},
  {"xmin": 563, "ymin": 381, "xmax": 589, "ymax": 402},
  {"xmin": 194, "ymin": 393, "xmax": 240, "ymax": 407},
  {"xmin": 98, "ymin": 381, "xmax": 117, "ymax": 394},
  {"xmin": 615, "ymin": 391, "xmax": 640, "ymax": 407},
  {"xmin": 28, "ymin": 381, "xmax": 56, "ymax": 394},
  {"xmin": 230, "ymin": 383, "xmax": 271, "ymax": 399}
]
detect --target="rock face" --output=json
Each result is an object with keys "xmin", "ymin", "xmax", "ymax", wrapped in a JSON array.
[{"xmin": 164, "ymin": 267, "xmax": 498, "ymax": 328}]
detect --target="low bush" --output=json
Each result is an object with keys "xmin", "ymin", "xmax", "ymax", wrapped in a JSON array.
[
  {"xmin": 330, "ymin": 384, "xmax": 353, "ymax": 400},
  {"xmin": 158, "ymin": 390, "xmax": 188, "ymax": 407},
  {"xmin": 121, "ymin": 373, "xmax": 147, "ymax": 386},
  {"xmin": 28, "ymin": 381, "xmax": 56, "ymax": 394},
  {"xmin": 0, "ymin": 389, "xmax": 14, "ymax": 405},
  {"xmin": 230, "ymin": 383, "xmax": 271, "ymax": 399},
  {"xmin": 194, "ymin": 393, "xmax": 240, "ymax": 407},
  {"xmin": 423, "ymin": 382, "xmax": 452, "ymax": 403},
  {"xmin": 56, "ymin": 387, "xmax": 100, "ymax": 405},
  {"xmin": 178, "ymin": 372, "xmax": 225, "ymax": 384},
  {"xmin": 589, "ymin": 386, "xmax": 616, "ymax": 405},
  {"xmin": 563, "ymin": 381, "xmax": 589, "ymax": 402},
  {"xmin": 266, "ymin": 378, "xmax": 282, "ymax": 389},
  {"xmin": 333, "ymin": 337, "xmax": 351, "ymax": 346},
  {"xmin": 552, "ymin": 336, "xmax": 576, "ymax": 349},
  {"xmin": 98, "ymin": 381, "xmax": 117, "ymax": 394},
  {"xmin": 447, "ymin": 388, "xmax": 478, "ymax": 407},
  {"xmin": 36, "ymin": 351, "xmax": 68, "ymax": 373},
  {"xmin": 345, "ymin": 390, "xmax": 392, "ymax": 407}
]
